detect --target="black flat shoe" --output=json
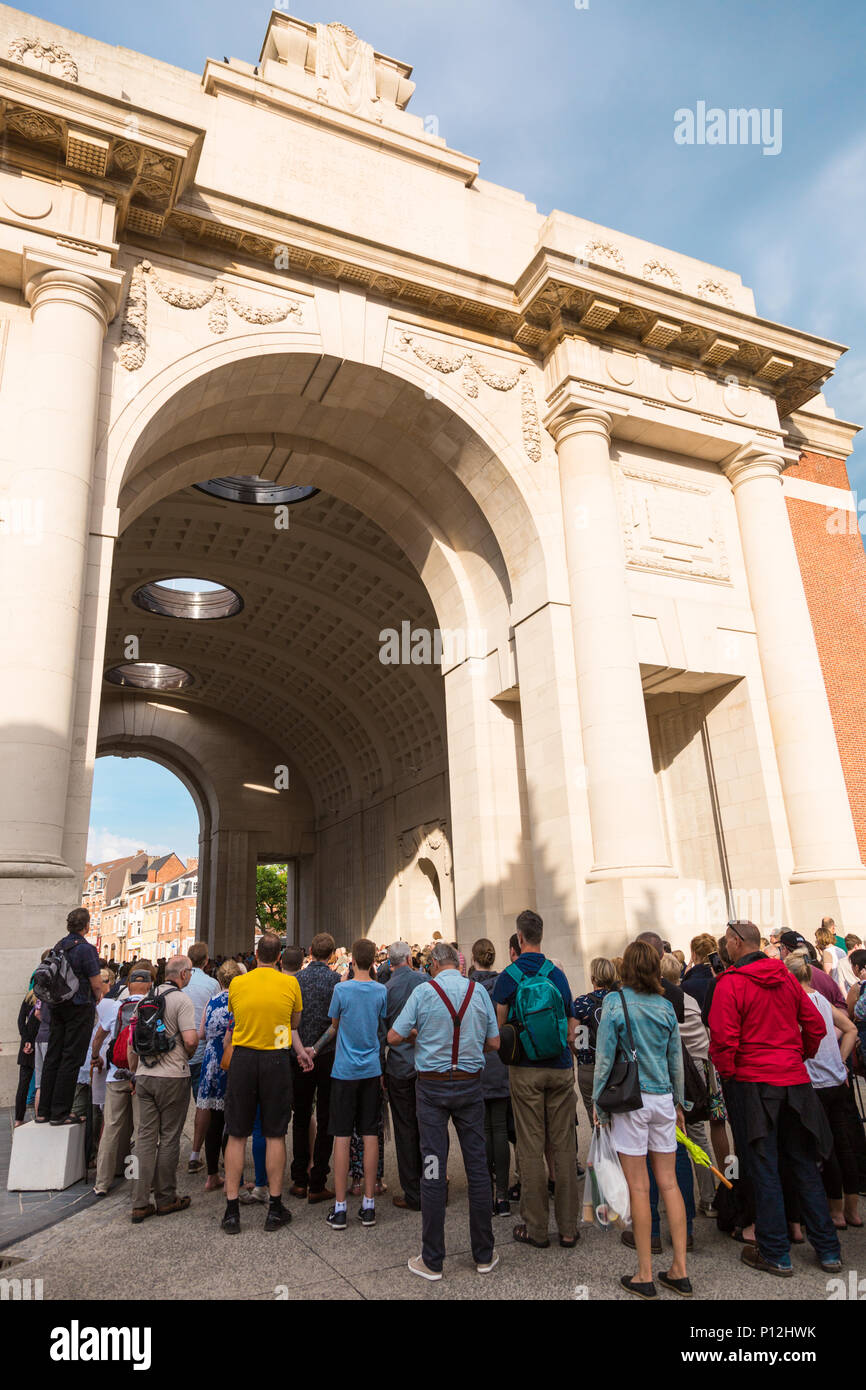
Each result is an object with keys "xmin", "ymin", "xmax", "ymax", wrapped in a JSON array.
[
  {"xmin": 221, "ymin": 1210, "xmax": 241, "ymax": 1235},
  {"xmin": 659, "ymin": 1270, "xmax": 693, "ymax": 1298},
  {"xmin": 621, "ymin": 1275, "xmax": 657, "ymax": 1299}
]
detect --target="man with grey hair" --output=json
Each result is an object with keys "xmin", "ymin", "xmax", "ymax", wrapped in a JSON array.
[
  {"xmin": 384, "ymin": 941, "xmax": 429, "ymax": 1212},
  {"xmin": 388, "ymin": 940, "xmax": 500, "ymax": 1279},
  {"xmin": 128, "ymin": 954, "xmax": 198, "ymax": 1224}
]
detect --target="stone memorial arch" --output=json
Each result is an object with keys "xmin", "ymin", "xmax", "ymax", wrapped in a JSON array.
[{"xmin": 2, "ymin": 7, "xmax": 866, "ymax": 1097}]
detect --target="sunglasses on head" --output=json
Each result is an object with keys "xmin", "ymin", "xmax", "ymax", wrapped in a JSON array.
[{"xmin": 726, "ymin": 920, "xmax": 750, "ymax": 941}]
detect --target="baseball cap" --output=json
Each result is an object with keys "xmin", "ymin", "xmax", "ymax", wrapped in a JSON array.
[{"xmin": 779, "ymin": 930, "xmax": 808, "ymax": 953}]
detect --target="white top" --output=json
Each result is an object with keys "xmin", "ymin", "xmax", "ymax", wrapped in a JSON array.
[
  {"xmin": 679, "ymin": 991, "xmax": 710, "ymax": 1062},
  {"xmin": 805, "ymin": 990, "xmax": 847, "ymax": 1089},
  {"xmin": 77, "ymin": 995, "xmax": 123, "ymax": 1101}
]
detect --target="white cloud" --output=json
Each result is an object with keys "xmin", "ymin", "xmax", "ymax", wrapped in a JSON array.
[{"xmin": 87, "ymin": 827, "xmax": 171, "ymax": 864}]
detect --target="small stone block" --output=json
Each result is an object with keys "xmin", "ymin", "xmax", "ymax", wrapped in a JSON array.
[{"xmin": 7, "ymin": 1122, "xmax": 85, "ymax": 1192}]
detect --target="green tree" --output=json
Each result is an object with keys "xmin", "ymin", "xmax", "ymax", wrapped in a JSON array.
[{"xmin": 255, "ymin": 864, "xmax": 287, "ymax": 934}]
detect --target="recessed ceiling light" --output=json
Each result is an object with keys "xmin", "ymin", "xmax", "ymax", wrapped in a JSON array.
[
  {"xmin": 105, "ymin": 663, "xmax": 193, "ymax": 691},
  {"xmin": 132, "ymin": 577, "xmax": 243, "ymax": 620},
  {"xmin": 243, "ymin": 783, "xmax": 280, "ymax": 795},
  {"xmin": 146, "ymin": 702, "xmax": 190, "ymax": 714},
  {"xmin": 194, "ymin": 476, "xmax": 320, "ymax": 506}
]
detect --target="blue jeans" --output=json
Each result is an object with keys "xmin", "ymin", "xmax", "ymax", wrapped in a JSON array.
[
  {"xmin": 252, "ymin": 1106, "xmax": 267, "ymax": 1188},
  {"xmin": 416, "ymin": 1075, "xmax": 494, "ymax": 1272},
  {"xmin": 726, "ymin": 1079, "xmax": 840, "ymax": 1266},
  {"xmin": 648, "ymin": 1143, "xmax": 695, "ymax": 1238}
]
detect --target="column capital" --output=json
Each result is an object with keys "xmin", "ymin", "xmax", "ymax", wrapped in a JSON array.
[
  {"xmin": 22, "ymin": 251, "xmax": 124, "ymax": 329},
  {"xmin": 722, "ymin": 441, "xmax": 789, "ymax": 490},
  {"xmin": 545, "ymin": 401, "xmax": 620, "ymax": 447}
]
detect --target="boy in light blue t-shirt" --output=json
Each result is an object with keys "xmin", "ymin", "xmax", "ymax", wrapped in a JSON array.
[{"xmin": 311, "ymin": 938, "xmax": 386, "ymax": 1230}]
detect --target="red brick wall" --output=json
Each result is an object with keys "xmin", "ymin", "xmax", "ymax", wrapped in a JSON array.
[{"xmin": 786, "ymin": 451, "xmax": 866, "ymax": 861}]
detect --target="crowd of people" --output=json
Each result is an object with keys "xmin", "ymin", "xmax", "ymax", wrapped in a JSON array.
[{"xmin": 14, "ymin": 906, "xmax": 866, "ymax": 1294}]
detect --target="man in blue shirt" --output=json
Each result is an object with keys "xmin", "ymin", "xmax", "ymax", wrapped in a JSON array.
[
  {"xmin": 321, "ymin": 938, "xmax": 387, "ymax": 1231},
  {"xmin": 37, "ymin": 908, "xmax": 105, "ymax": 1125},
  {"xmin": 492, "ymin": 909, "xmax": 578, "ymax": 1249},
  {"xmin": 389, "ymin": 940, "xmax": 501, "ymax": 1281}
]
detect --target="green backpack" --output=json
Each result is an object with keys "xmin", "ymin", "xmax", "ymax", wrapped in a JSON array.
[{"xmin": 505, "ymin": 959, "xmax": 568, "ymax": 1062}]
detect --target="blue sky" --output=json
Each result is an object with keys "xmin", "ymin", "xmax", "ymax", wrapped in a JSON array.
[
  {"xmin": 88, "ymin": 757, "xmax": 198, "ymax": 865},
  {"xmin": 50, "ymin": 0, "xmax": 861, "ymax": 844}
]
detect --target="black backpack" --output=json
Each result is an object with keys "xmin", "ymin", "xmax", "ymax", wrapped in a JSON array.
[
  {"xmin": 33, "ymin": 943, "xmax": 79, "ymax": 1004},
  {"xmin": 131, "ymin": 984, "xmax": 179, "ymax": 1067},
  {"xmin": 681, "ymin": 1044, "xmax": 710, "ymax": 1122}
]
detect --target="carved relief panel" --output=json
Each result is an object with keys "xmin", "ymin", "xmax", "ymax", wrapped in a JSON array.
[{"xmin": 616, "ymin": 466, "xmax": 730, "ymax": 581}]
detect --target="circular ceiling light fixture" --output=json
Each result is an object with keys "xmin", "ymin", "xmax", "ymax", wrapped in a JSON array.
[
  {"xmin": 193, "ymin": 476, "xmax": 320, "ymax": 506},
  {"xmin": 104, "ymin": 662, "xmax": 194, "ymax": 692},
  {"xmin": 132, "ymin": 576, "xmax": 243, "ymax": 621}
]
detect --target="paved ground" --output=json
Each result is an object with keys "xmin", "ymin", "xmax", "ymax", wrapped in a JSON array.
[
  {"xmin": 0, "ymin": 1109, "xmax": 101, "ymax": 1253},
  {"xmin": 3, "ymin": 1104, "xmax": 863, "ymax": 1301}
]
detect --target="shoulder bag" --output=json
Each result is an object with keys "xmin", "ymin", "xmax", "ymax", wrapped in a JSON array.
[{"xmin": 596, "ymin": 988, "xmax": 643, "ymax": 1114}]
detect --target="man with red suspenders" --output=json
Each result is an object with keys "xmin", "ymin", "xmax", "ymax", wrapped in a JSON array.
[{"xmin": 388, "ymin": 940, "xmax": 502, "ymax": 1281}]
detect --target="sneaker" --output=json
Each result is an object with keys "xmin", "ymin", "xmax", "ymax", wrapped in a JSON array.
[
  {"xmin": 238, "ymin": 1185, "xmax": 268, "ymax": 1205},
  {"xmin": 187, "ymin": 1156, "xmax": 204, "ymax": 1174},
  {"xmin": 221, "ymin": 1209, "xmax": 240, "ymax": 1235},
  {"xmin": 508, "ymin": 1182, "xmax": 521, "ymax": 1202},
  {"xmin": 358, "ymin": 1205, "xmax": 376, "ymax": 1228},
  {"xmin": 408, "ymin": 1254, "xmax": 442, "ymax": 1281},
  {"xmin": 265, "ymin": 1201, "xmax": 292, "ymax": 1231},
  {"xmin": 327, "ymin": 1206, "xmax": 347, "ymax": 1231},
  {"xmin": 476, "ymin": 1252, "xmax": 500, "ymax": 1274},
  {"xmin": 494, "ymin": 1199, "xmax": 511, "ymax": 1218}
]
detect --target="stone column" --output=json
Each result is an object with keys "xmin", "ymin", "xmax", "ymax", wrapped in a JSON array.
[
  {"xmin": 0, "ymin": 264, "xmax": 119, "ymax": 881},
  {"xmin": 550, "ymin": 406, "xmax": 673, "ymax": 879},
  {"xmin": 0, "ymin": 261, "xmax": 119, "ymax": 1103},
  {"xmin": 724, "ymin": 448, "xmax": 865, "ymax": 879}
]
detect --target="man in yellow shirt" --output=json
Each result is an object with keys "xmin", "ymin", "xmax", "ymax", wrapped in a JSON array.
[{"xmin": 221, "ymin": 933, "xmax": 313, "ymax": 1234}]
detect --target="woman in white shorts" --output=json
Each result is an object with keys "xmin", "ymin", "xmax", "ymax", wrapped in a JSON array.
[{"xmin": 593, "ymin": 940, "xmax": 690, "ymax": 1300}]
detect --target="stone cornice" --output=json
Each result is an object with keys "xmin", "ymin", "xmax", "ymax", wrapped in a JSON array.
[
  {"xmin": 519, "ymin": 247, "xmax": 843, "ymax": 420},
  {"xmin": 782, "ymin": 406, "xmax": 861, "ymax": 461},
  {"xmin": 0, "ymin": 57, "xmax": 205, "ymax": 241}
]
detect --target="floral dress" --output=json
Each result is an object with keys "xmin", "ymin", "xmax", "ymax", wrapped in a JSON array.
[{"xmin": 196, "ymin": 991, "xmax": 234, "ymax": 1110}]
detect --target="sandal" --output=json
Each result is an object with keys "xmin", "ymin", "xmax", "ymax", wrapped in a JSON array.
[
  {"xmin": 156, "ymin": 1195, "xmax": 191, "ymax": 1216},
  {"xmin": 621, "ymin": 1274, "xmax": 657, "ymax": 1299},
  {"xmin": 513, "ymin": 1223, "xmax": 550, "ymax": 1249}
]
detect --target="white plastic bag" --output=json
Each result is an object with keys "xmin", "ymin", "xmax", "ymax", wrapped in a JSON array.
[{"xmin": 584, "ymin": 1124, "xmax": 631, "ymax": 1229}]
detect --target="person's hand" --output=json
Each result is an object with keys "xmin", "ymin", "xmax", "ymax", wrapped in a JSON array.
[
  {"xmin": 298, "ymin": 1047, "xmax": 314, "ymax": 1073},
  {"xmin": 675, "ymin": 1105, "xmax": 685, "ymax": 1132},
  {"xmin": 23, "ymin": 1042, "xmax": 33, "ymax": 1055}
]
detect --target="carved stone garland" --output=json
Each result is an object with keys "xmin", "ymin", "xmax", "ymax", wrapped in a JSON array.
[
  {"xmin": 8, "ymin": 36, "xmax": 79, "ymax": 82},
  {"xmin": 398, "ymin": 332, "xmax": 542, "ymax": 462},
  {"xmin": 118, "ymin": 261, "xmax": 304, "ymax": 371}
]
